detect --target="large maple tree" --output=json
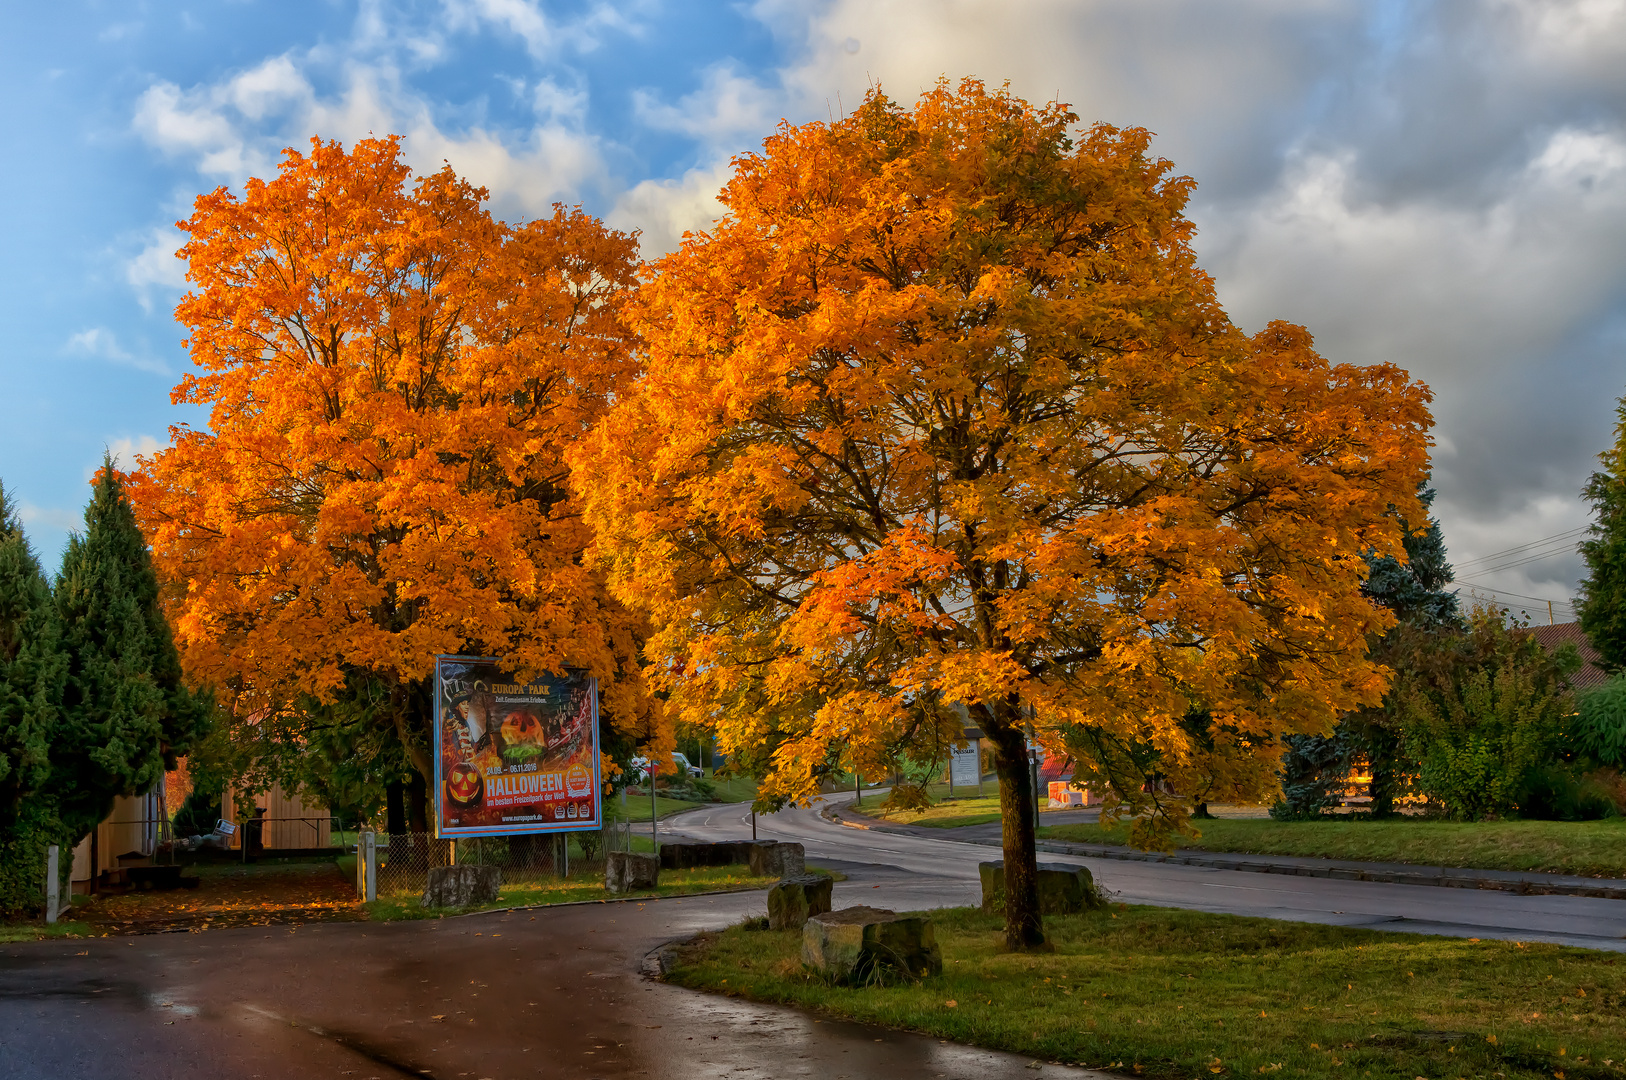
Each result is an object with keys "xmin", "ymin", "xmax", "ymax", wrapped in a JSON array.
[
  {"xmin": 129, "ymin": 137, "xmax": 663, "ymax": 818},
  {"xmin": 576, "ymin": 81, "xmax": 1433, "ymax": 949}
]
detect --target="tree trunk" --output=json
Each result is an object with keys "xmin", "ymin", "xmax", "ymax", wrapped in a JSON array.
[
  {"xmin": 985, "ymin": 721, "xmax": 1045, "ymax": 950},
  {"xmin": 406, "ymin": 770, "xmax": 429, "ymax": 833},
  {"xmin": 1366, "ymin": 729, "xmax": 1401, "ymax": 817},
  {"xmin": 386, "ymin": 780, "xmax": 406, "ymax": 835}
]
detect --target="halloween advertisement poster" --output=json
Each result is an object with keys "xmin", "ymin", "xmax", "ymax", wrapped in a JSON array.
[{"xmin": 433, "ymin": 656, "xmax": 602, "ymax": 838}]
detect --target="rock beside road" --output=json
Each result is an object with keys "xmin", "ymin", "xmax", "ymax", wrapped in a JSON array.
[
  {"xmin": 802, "ymin": 906, "xmax": 942, "ymax": 983},
  {"xmin": 421, "ymin": 865, "xmax": 502, "ymax": 908},
  {"xmin": 768, "ymin": 873, "xmax": 834, "ymax": 929},
  {"xmin": 605, "ymin": 851, "xmax": 661, "ymax": 893},
  {"xmin": 658, "ymin": 839, "xmax": 805, "ymax": 877},
  {"xmin": 979, "ymin": 859, "xmax": 1105, "ymax": 915},
  {"xmin": 749, "ymin": 840, "xmax": 806, "ymax": 878}
]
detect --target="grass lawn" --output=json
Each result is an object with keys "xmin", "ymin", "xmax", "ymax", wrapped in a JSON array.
[
  {"xmin": 667, "ymin": 904, "xmax": 1626, "ymax": 1080},
  {"xmin": 851, "ymin": 783, "xmax": 1054, "ymax": 829},
  {"xmin": 0, "ymin": 917, "xmax": 95, "ymax": 942},
  {"xmin": 705, "ymin": 773, "xmax": 760, "ymax": 804},
  {"xmin": 366, "ymin": 861, "xmax": 777, "ymax": 920},
  {"xmin": 614, "ymin": 792, "xmax": 706, "ymax": 821},
  {"xmin": 1039, "ymin": 817, "xmax": 1626, "ymax": 878}
]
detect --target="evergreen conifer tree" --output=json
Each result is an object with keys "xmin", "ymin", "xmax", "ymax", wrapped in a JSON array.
[
  {"xmin": 0, "ymin": 483, "xmax": 68, "ymax": 915},
  {"xmin": 1273, "ymin": 484, "xmax": 1461, "ymax": 818},
  {"xmin": 1578, "ymin": 398, "xmax": 1626, "ymax": 672},
  {"xmin": 50, "ymin": 458, "xmax": 211, "ymax": 847}
]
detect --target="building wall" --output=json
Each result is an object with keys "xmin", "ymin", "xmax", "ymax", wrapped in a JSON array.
[
  {"xmin": 220, "ymin": 783, "xmax": 331, "ymax": 849},
  {"xmin": 70, "ymin": 790, "xmax": 161, "ymax": 887}
]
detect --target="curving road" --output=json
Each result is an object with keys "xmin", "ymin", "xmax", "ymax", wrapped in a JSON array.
[{"xmin": 666, "ymin": 795, "xmax": 1626, "ymax": 952}]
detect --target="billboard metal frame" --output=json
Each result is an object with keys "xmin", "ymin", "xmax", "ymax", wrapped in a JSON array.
[{"xmin": 432, "ymin": 654, "xmax": 603, "ymax": 839}]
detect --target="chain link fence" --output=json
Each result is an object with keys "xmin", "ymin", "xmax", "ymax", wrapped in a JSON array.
[{"xmin": 368, "ymin": 825, "xmax": 635, "ymax": 898}]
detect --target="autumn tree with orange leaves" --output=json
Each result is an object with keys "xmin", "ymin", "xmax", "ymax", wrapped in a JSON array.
[
  {"xmin": 129, "ymin": 137, "xmax": 664, "ymax": 827},
  {"xmin": 576, "ymin": 81, "xmax": 1433, "ymax": 950}
]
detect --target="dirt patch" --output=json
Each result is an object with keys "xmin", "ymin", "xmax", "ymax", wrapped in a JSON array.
[{"xmin": 74, "ymin": 860, "xmax": 364, "ymax": 934}]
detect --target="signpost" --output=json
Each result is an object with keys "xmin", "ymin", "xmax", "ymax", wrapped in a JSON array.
[
  {"xmin": 432, "ymin": 656, "xmax": 602, "ymax": 840},
  {"xmin": 45, "ymin": 845, "xmax": 59, "ymax": 924},
  {"xmin": 949, "ymin": 740, "xmax": 981, "ymax": 791}
]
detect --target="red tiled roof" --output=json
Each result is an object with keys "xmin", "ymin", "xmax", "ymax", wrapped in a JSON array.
[{"xmin": 1525, "ymin": 622, "xmax": 1613, "ymax": 692}]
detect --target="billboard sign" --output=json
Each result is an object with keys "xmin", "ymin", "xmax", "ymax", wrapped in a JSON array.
[
  {"xmin": 949, "ymin": 741, "xmax": 981, "ymax": 787},
  {"xmin": 432, "ymin": 655, "xmax": 601, "ymax": 838}
]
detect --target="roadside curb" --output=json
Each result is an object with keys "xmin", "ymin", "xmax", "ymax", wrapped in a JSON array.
[{"xmin": 820, "ymin": 801, "xmax": 1626, "ymax": 902}]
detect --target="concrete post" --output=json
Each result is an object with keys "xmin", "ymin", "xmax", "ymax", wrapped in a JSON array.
[
  {"xmin": 45, "ymin": 845, "xmax": 59, "ymax": 924},
  {"xmin": 359, "ymin": 830, "xmax": 378, "ymax": 902}
]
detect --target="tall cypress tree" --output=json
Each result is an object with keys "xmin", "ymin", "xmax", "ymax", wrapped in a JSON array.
[
  {"xmin": 0, "ymin": 484, "xmax": 67, "ymax": 915},
  {"xmin": 50, "ymin": 458, "xmax": 211, "ymax": 847},
  {"xmin": 1578, "ymin": 398, "xmax": 1626, "ymax": 672}
]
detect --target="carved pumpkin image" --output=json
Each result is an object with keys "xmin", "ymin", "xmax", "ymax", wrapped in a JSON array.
[
  {"xmin": 500, "ymin": 710, "xmax": 543, "ymax": 744},
  {"xmin": 446, "ymin": 762, "xmax": 483, "ymax": 808}
]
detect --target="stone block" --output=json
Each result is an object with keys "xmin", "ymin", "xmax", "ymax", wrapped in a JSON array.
[
  {"xmin": 802, "ymin": 906, "xmax": 942, "ymax": 983},
  {"xmin": 749, "ymin": 840, "xmax": 806, "ymax": 878},
  {"xmin": 659, "ymin": 841, "xmax": 753, "ymax": 870},
  {"xmin": 767, "ymin": 873, "xmax": 833, "ymax": 930},
  {"xmin": 604, "ymin": 851, "xmax": 661, "ymax": 894},
  {"xmin": 978, "ymin": 860, "xmax": 1104, "ymax": 915},
  {"xmin": 420, "ymin": 864, "xmax": 502, "ymax": 909}
]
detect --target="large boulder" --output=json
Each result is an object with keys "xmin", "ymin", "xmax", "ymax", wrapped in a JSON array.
[
  {"xmin": 420, "ymin": 864, "xmax": 502, "ymax": 909},
  {"xmin": 749, "ymin": 840, "xmax": 806, "ymax": 879},
  {"xmin": 659, "ymin": 841, "xmax": 754, "ymax": 870},
  {"xmin": 802, "ymin": 906, "xmax": 942, "ymax": 983},
  {"xmin": 767, "ymin": 873, "xmax": 834, "ymax": 930},
  {"xmin": 979, "ymin": 860, "xmax": 1104, "ymax": 915},
  {"xmin": 605, "ymin": 851, "xmax": 661, "ymax": 894}
]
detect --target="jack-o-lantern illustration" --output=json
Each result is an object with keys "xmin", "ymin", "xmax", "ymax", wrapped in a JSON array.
[{"xmin": 446, "ymin": 762, "xmax": 484, "ymax": 808}]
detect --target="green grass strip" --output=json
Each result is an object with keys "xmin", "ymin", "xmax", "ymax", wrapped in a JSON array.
[
  {"xmin": 365, "ymin": 863, "xmax": 778, "ymax": 921},
  {"xmin": 666, "ymin": 904, "xmax": 1626, "ymax": 1079},
  {"xmin": 1040, "ymin": 817, "xmax": 1626, "ymax": 878}
]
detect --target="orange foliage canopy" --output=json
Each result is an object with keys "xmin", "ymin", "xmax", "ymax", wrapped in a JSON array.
[
  {"xmin": 576, "ymin": 81, "xmax": 1432, "ymax": 930},
  {"xmin": 129, "ymin": 137, "xmax": 663, "ymax": 788}
]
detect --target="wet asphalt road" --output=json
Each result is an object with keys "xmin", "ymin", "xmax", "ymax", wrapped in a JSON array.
[
  {"xmin": 670, "ymin": 796, "xmax": 1626, "ymax": 952},
  {"xmin": 1, "ymin": 876, "xmax": 1114, "ymax": 1080},
  {"xmin": 7, "ymin": 799, "xmax": 1626, "ymax": 1080}
]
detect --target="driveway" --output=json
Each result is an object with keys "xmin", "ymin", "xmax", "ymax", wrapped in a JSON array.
[{"xmin": 1, "ymin": 885, "xmax": 1114, "ymax": 1080}]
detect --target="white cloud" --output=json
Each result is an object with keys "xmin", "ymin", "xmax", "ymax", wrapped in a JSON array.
[
  {"xmin": 124, "ymin": 227, "xmax": 189, "ymax": 311},
  {"xmin": 633, "ymin": 65, "xmax": 780, "ymax": 145},
  {"xmin": 609, "ymin": 161, "xmax": 731, "ymax": 258},
  {"xmin": 65, "ymin": 328, "xmax": 170, "ymax": 377},
  {"xmin": 18, "ymin": 503, "xmax": 82, "ymax": 534},
  {"xmin": 131, "ymin": 51, "xmax": 608, "ymax": 222},
  {"xmin": 102, "ymin": 435, "xmax": 166, "ymax": 475},
  {"xmin": 441, "ymin": 0, "xmax": 641, "ymax": 59}
]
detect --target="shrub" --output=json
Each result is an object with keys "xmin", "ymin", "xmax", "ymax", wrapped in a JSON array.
[
  {"xmin": 1394, "ymin": 609, "xmax": 1573, "ymax": 820},
  {"xmin": 172, "ymin": 787, "xmax": 221, "ymax": 837},
  {"xmin": 1574, "ymin": 677, "xmax": 1626, "ymax": 770},
  {"xmin": 1521, "ymin": 763, "xmax": 1620, "ymax": 821}
]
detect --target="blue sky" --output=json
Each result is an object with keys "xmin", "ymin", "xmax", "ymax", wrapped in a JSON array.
[{"xmin": 4, "ymin": 0, "xmax": 1626, "ymax": 619}]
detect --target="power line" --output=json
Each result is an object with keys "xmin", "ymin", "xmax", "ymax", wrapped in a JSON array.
[
  {"xmin": 1454, "ymin": 526, "xmax": 1589, "ymax": 570},
  {"xmin": 1453, "ymin": 578, "xmax": 1578, "ymax": 612},
  {"xmin": 1475, "ymin": 542, "xmax": 1587, "ymax": 576}
]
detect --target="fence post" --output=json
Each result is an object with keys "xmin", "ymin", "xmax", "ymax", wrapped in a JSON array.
[
  {"xmin": 45, "ymin": 845, "xmax": 59, "ymax": 924},
  {"xmin": 358, "ymin": 830, "xmax": 377, "ymax": 902}
]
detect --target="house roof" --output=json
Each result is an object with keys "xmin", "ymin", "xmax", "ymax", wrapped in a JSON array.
[{"xmin": 1526, "ymin": 621, "xmax": 1613, "ymax": 692}]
